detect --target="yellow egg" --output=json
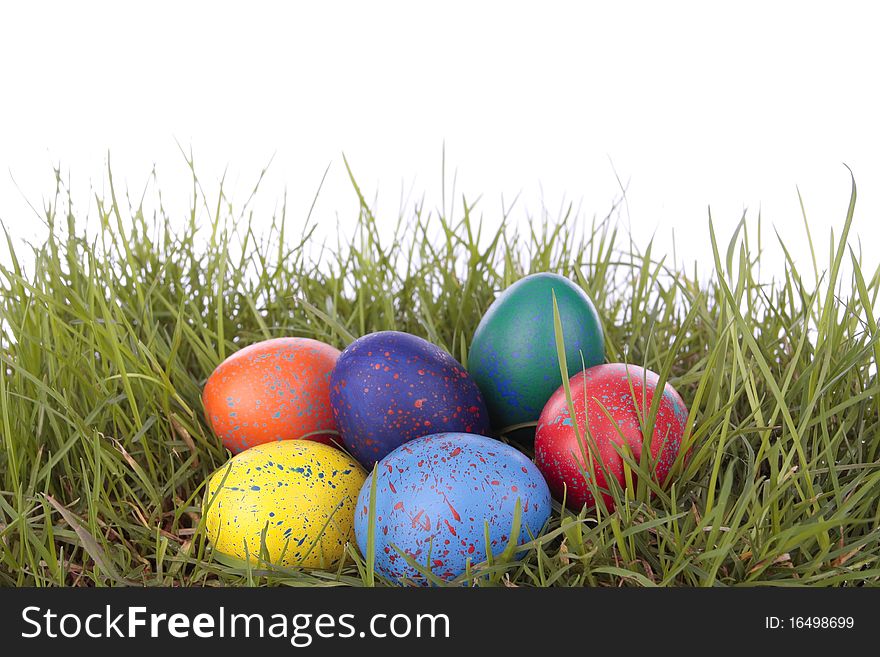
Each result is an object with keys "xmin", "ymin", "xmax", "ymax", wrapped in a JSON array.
[{"xmin": 203, "ymin": 440, "xmax": 366, "ymax": 569}]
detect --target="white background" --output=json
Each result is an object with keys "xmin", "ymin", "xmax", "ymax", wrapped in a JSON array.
[{"xmin": 1, "ymin": 1, "xmax": 878, "ymax": 278}]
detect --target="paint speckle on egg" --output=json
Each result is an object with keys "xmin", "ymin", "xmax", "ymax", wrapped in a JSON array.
[
  {"xmin": 467, "ymin": 272, "xmax": 605, "ymax": 435},
  {"xmin": 330, "ymin": 331, "xmax": 490, "ymax": 468},
  {"xmin": 203, "ymin": 337, "xmax": 340, "ymax": 454},
  {"xmin": 203, "ymin": 440, "xmax": 365, "ymax": 568},
  {"xmin": 535, "ymin": 363, "xmax": 689, "ymax": 511},
  {"xmin": 355, "ymin": 432, "xmax": 551, "ymax": 584}
]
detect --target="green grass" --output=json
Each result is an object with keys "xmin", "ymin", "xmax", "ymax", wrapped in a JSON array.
[{"xmin": 1, "ymin": 159, "xmax": 879, "ymax": 587}]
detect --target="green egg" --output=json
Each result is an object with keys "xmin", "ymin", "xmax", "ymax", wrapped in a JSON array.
[{"xmin": 467, "ymin": 272, "xmax": 605, "ymax": 434}]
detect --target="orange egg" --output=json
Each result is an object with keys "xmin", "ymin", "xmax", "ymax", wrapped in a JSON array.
[{"xmin": 203, "ymin": 337, "xmax": 341, "ymax": 454}]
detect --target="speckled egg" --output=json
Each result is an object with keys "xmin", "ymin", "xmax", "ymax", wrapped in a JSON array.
[
  {"xmin": 355, "ymin": 432, "xmax": 551, "ymax": 584},
  {"xmin": 329, "ymin": 331, "xmax": 490, "ymax": 468},
  {"xmin": 535, "ymin": 363, "xmax": 689, "ymax": 511},
  {"xmin": 467, "ymin": 273, "xmax": 605, "ymax": 435},
  {"xmin": 203, "ymin": 440, "xmax": 365, "ymax": 568},
  {"xmin": 203, "ymin": 337, "xmax": 340, "ymax": 454}
]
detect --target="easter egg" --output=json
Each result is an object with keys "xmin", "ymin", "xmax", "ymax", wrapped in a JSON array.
[
  {"xmin": 534, "ymin": 363, "xmax": 689, "ymax": 511},
  {"xmin": 203, "ymin": 440, "xmax": 365, "ymax": 568},
  {"xmin": 329, "ymin": 331, "xmax": 490, "ymax": 468},
  {"xmin": 467, "ymin": 273, "xmax": 604, "ymax": 434},
  {"xmin": 355, "ymin": 432, "xmax": 551, "ymax": 584},
  {"xmin": 203, "ymin": 337, "xmax": 340, "ymax": 454}
]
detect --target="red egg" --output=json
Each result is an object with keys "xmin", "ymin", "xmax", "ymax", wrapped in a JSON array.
[
  {"xmin": 534, "ymin": 363, "xmax": 689, "ymax": 511},
  {"xmin": 203, "ymin": 337, "xmax": 341, "ymax": 454}
]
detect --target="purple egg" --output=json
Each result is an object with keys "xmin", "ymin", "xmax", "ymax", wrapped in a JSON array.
[
  {"xmin": 355, "ymin": 432, "xmax": 551, "ymax": 584},
  {"xmin": 329, "ymin": 331, "xmax": 490, "ymax": 468}
]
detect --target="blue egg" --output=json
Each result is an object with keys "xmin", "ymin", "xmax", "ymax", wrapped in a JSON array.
[
  {"xmin": 329, "ymin": 331, "xmax": 490, "ymax": 468},
  {"xmin": 354, "ymin": 432, "xmax": 551, "ymax": 584}
]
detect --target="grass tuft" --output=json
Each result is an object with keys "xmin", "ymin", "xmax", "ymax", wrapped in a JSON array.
[{"xmin": 1, "ymin": 164, "xmax": 878, "ymax": 586}]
